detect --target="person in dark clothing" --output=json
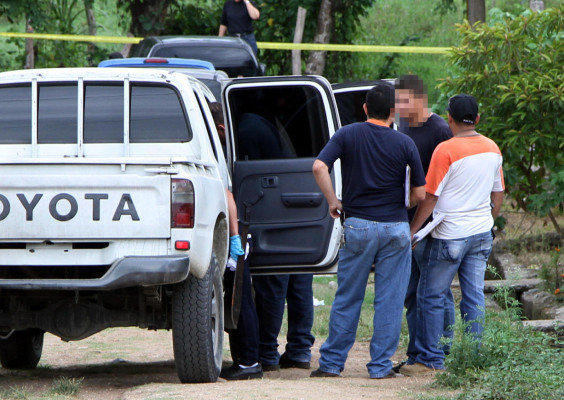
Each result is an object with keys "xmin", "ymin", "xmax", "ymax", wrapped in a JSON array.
[
  {"xmin": 393, "ymin": 74, "xmax": 454, "ymax": 373},
  {"xmin": 219, "ymin": 0, "xmax": 260, "ymax": 55},
  {"xmin": 234, "ymin": 97, "xmax": 316, "ymax": 372},
  {"xmin": 210, "ymin": 102, "xmax": 263, "ymax": 380}
]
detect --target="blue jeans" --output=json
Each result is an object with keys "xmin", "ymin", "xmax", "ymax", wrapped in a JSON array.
[
  {"xmin": 405, "ymin": 238, "xmax": 455, "ymax": 364},
  {"xmin": 414, "ymin": 231, "xmax": 493, "ymax": 369},
  {"xmin": 318, "ymin": 218, "xmax": 411, "ymax": 378},
  {"xmin": 253, "ymin": 274, "xmax": 315, "ymax": 365}
]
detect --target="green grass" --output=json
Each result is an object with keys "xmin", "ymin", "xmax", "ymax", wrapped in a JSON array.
[{"xmin": 49, "ymin": 377, "xmax": 83, "ymax": 397}]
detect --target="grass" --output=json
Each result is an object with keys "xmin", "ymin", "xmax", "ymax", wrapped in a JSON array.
[{"xmin": 49, "ymin": 377, "xmax": 83, "ymax": 397}]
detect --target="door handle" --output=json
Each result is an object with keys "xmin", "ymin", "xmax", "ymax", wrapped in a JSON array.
[{"xmin": 281, "ymin": 193, "xmax": 323, "ymax": 208}]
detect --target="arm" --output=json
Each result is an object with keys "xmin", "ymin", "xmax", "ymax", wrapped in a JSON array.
[
  {"xmin": 218, "ymin": 24, "xmax": 227, "ymax": 36},
  {"xmin": 226, "ymin": 189, "xmax": 238, "ymax": 236},
  {"xmin": 312, "ymin": 159, "xmax": 342, "ymax": 219},
  {"xmin": 409, "ymin": 185, "xmax": 426, "ymax": 208},
  {"xmin": 410, "ymin": 193, "xmax": 438, "ymax": 236},
  {"xmin": 245, "ymin": 1, "xmax": 260, "ymax": 20},
  {"xmin": 491, "ymin": 191, "xmax": 504, "ymax": 220}
]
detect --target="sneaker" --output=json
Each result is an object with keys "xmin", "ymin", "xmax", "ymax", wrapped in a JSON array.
[
  {"xmin": 279, "ymin": 353, "xmax": 311, "ymax": 369},
  {"xmin": 220, "ymin": 364, "xmax": 263, "ymax": 380},
  {"xmin": 310, "ymin": 368, "xmax": 341, "ymax": 378},
  {"xmin": 391, "ymin": 361, "xmax": 406, "ymax": 374},
  {"xmin": 399, "ymin": 362, "xmax": 441, "ymax": 377},
  {"xmin": 261, "ymin": 363, "xmax": 281, "ymax": 372},
  {"xmin": 371, "ymin": 370, "xmax": 403, "ymax": 379}
]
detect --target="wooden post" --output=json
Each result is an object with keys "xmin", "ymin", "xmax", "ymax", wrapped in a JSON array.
[
  {"xmin": 24, "ymin": 20, "xmax": 34, "ymax": 70},
  {"xmin": 292, "ymin": 7, "xmax": 307, "ymax": 75}
]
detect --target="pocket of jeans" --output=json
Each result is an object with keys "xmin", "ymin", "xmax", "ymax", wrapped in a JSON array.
[
  {"xmin": 383, "ymin": 222, "xmax": 410, "ymax": 251},
  {"xmin": 343, "ymin": 224, "xmax": 369, "ymax": 255},
  {"xmin": 437, "ymin": 239, "xmax": 466, "ymax": 263},
  {"xmin": 479, "ymin": 236, "xmax": 493, "ymax": 260}
]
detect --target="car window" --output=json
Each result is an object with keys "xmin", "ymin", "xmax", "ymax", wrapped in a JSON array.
[
  {"xmin": 0, "ymin": 84, "xmax": 32, "ymax": 144},
  {"xmin": 154, "ymin": 46, "xmax": 258, "ymax": 77},
  {"xmin": 229, "ymin": 86, "xmax": 330, "ymax": 160},
  {"xmin": 0, "ymin": 83, "xmax": 192, "ymax": 144}
]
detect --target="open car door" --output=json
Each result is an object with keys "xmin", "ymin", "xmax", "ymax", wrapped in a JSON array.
[
  {"xmin": 223, "ymin": 76, "xmax": 342, "ymax": 274},
  {"xmin": 332, "ymin": 80, "xmax": 397, "ymax": 129}
]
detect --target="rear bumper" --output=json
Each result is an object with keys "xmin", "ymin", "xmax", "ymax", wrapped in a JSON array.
[{"xmin": 0, "ymin": 256, "xmax": 190, "ymax": 290}]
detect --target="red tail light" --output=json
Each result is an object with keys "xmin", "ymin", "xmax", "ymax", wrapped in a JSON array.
[{"xmin": 172, "ymin": 179, "xmax": 194, "ymax": 228}]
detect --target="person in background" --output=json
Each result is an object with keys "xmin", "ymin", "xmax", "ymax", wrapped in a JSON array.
[
  {"xmin": 401, "ymin": 94, "xmax": 504, "ymax": 376},
  {"xmin": 393, "ymin": 74, "xmax": 454, "ymax": 373},
  {"xmin": 311, "ymin": 82, "xmax": 426, "ymax": 379},
  {"xmin": 209, "ymin": 102, "xmax": 263, "ymax": 380},
  {"xmin": 219, "ymin": 0, "xmax": 260, "ymax": 55}
]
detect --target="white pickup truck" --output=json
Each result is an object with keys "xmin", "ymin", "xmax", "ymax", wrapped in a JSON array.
[{"xmin": 0, "ymin": 68, "xmax": 344, "ymax": 383}]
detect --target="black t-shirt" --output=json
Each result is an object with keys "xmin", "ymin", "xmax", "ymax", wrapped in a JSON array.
[
  {"xmin": 399, "ymin": 113, "xmax": 452, "ymax": 222},
  {"xmin": 317, "ymin": 122, "xmax": 426, "ymax": 222},
  {"xmin": 221, "ymin": 0, "xmax": 258, "ymax": 34},
  {"xmin": 399, "ymin": 113, "xmax": 452, "ymax": 174}
]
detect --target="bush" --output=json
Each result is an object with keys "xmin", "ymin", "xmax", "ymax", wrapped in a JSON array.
[{"xmin": 432, "ymin": 286, "xmax": 564, "ymax": 400}]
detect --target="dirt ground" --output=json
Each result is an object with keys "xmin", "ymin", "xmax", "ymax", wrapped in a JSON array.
[{"xmin": 0, "ymin": 328, "xmax": 447, "ymax": 400}]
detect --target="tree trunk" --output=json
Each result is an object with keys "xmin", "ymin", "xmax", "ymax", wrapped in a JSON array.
[
  {"xmin": 292, "ymin": 7, "xmax": 307, "ymax": 75},
  {"xmin": 305, "ymin": 0, "xmax": 334, "ymax": 76},
  {"xmin": 530, "ymin": 1, "xmax": 545, "ymax": 12},
  {"xmin": 84, "ymin": 0, "xmax": 97, "ymax": 65},
  {"xmin": 467, "ymin": 0, "xmax": 486, "ymax": 26},
  {"xmin": 123, "ymin": 0, "xmax": 172, "ymax": 37},
  {"xmin": 24, "ymin": 19, "xmax": 34, "ymax": 69}
]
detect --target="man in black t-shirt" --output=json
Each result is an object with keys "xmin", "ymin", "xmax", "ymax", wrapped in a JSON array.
[
  {"xmin": 219, "ymin": 0, "xmax": 261, "ymax": 55},
  {"xmin": 394, "ymin": 74, "xmax": 454, "ymax": 374}
]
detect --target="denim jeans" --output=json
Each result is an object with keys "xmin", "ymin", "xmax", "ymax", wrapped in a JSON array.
[
  {"xmin": 405, "ymin": 238, "xmax": 455, "ymax": 364},
  {"xmin": 414, "ymin": 231, "xmax": 493, "ymax": 369},
  {"xmin": 253, "ymin": 274, "xmax": 315, "ymax": 365},
  {"xmin": 318, "ymin": 218, "xmax": 411, "ymax": 378}
]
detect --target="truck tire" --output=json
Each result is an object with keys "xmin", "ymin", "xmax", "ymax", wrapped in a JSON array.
[
  {"xmin": 172, "ymin": 254, "xmax": 224, "ymax": 383},
  {"xmin": 0, "ymin": 329, "xmax": 44, "ymax": 369}
]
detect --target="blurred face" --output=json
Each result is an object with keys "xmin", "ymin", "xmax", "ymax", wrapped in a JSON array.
[{"xmin": 395, "ymin": 89, "xmax": 426, "ymax": 123}]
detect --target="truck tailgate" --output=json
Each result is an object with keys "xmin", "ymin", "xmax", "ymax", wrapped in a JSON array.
[{"xmin": 0, "ymin": 173, "xmax": 171, "ymax": 240}]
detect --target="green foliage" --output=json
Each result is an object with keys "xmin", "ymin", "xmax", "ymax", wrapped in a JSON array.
[
  {"xmin": 439, "ymin": 6, "xmax": 564, "ymax": 230},
  {"xmin": 50, "ymin": 376, "xmax": 83, "ymax": 396},
  {"xmin": 539, "ymin": 247, "xmax": 563, "ymax": 297},
  {"xmin": 432, "ymin": 285, "xmax": 564, "ymax": 400}
]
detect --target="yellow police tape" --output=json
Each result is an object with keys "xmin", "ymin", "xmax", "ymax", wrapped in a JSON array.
[{"xmin": 0, "ymin": 32, "xmax": 450, "ymax": 54}]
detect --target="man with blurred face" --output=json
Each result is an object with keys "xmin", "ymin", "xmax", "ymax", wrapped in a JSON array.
[{"xmin": 393, "ymin": 75, "xmax": 454, "ymax": 374}]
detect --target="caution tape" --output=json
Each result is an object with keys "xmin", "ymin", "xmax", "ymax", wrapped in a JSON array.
[{"xmin": 0, "ymin": 32, "xmax": 450, "ymax": 54}]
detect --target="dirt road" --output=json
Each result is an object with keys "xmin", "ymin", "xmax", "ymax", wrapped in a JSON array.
[{"xmin": 0, "ymin": 328, "xmax": 444, "ymax": 399}]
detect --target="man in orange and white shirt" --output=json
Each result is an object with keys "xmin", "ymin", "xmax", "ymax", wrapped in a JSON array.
[{"xmin": 400, "ymin": 94, "xmax": 504, "ymax": 376}]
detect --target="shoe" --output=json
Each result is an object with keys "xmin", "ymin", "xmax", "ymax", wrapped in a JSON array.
[
  {"xmin": 220, "ymin": 364, "xmax": 263, "ymax": 380},
  {"xmin": 310, "ymin": 368, "xmax": 341, "ymax": 378},
  {"xmin": 261, "ymin": 363, "xmax": 280, "ymax": 372},
  {"xmin": 399, "ymin": 362, "xmax": 441, "ymax": 377},
  {"xmin": 392, "ymin": 361, "xmax": 406, "ymax": 374},
  {"xmin": 279, "ymin": 353, "xmax": 311, "ymax": 369},
  {"xmin": 371, "ymin": 370, "xmax": 403, "ymax": 379}
]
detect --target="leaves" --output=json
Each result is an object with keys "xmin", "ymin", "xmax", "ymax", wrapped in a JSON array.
[{"xmin": 439, "ymin": 5, "xmax": 564, "ymax": 230}]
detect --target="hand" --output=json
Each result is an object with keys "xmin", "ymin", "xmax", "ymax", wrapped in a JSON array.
[
  {"xmin": 229, "ymin": 235, "xmax": 245, "ymax": 260},
  {"xmin": 329, "ymin": 200, "xmax": 343, "ymax": 219}
]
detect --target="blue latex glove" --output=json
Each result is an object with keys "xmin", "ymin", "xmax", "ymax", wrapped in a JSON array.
[{"xmin": 229, "ymin": 235, "xmax": 245, "ymax": 260}]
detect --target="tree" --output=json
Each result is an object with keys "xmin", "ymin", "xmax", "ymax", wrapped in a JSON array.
[
  {"xmin": 118, "ymin": 0, "xmax": 173, "ymax": 37},
  {"xmin": 467, "ymin": 0, "xmax": 486, "ymax": 25},
  {"xmin": 305, "ymin": 0, "xmax": 333, "ymax": 75},
  {"xmin": 439, "ymin": 6, "xmax": 564, "ymax": 233}
]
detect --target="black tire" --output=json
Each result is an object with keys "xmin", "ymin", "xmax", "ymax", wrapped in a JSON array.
[
  {"xmin": 0, "ymin": 329, "xmax": 44, "ymax": 369},
  {"xmin": 172, "ymin": 254, "xmax": 224, "ymax": 383}
]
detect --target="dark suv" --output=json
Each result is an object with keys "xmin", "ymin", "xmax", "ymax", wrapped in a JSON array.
[{"xmin": 130, "ymin": 36, "xmax": 265, "ymax": 78}]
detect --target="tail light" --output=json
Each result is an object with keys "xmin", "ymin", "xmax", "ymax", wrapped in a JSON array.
[{"xmin": 172, "ymin": 179, "xmax": 194, "ymax": 228}]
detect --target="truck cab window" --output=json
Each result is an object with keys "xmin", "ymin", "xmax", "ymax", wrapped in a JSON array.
[
  {"xmin": 0, "ymin": 85, "xmax": 31, "ymax": 144},
  {"xmin": 229, "ymin": 86, "xmax": 329, "ymax": 160}
]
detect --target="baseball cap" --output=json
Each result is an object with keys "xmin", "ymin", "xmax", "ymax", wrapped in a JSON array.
[{"xmin": 446, "ymin": 94, "xmax": 478, "ymax": 124}]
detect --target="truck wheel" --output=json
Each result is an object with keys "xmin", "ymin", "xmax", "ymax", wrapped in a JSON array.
[
  {"xmin": 172, "ymin": 254, "xmax": 224, "ymax": 383},
  {"xmin": 0, "ymin": 329, "xmax": 44, "ymax": 369}
]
